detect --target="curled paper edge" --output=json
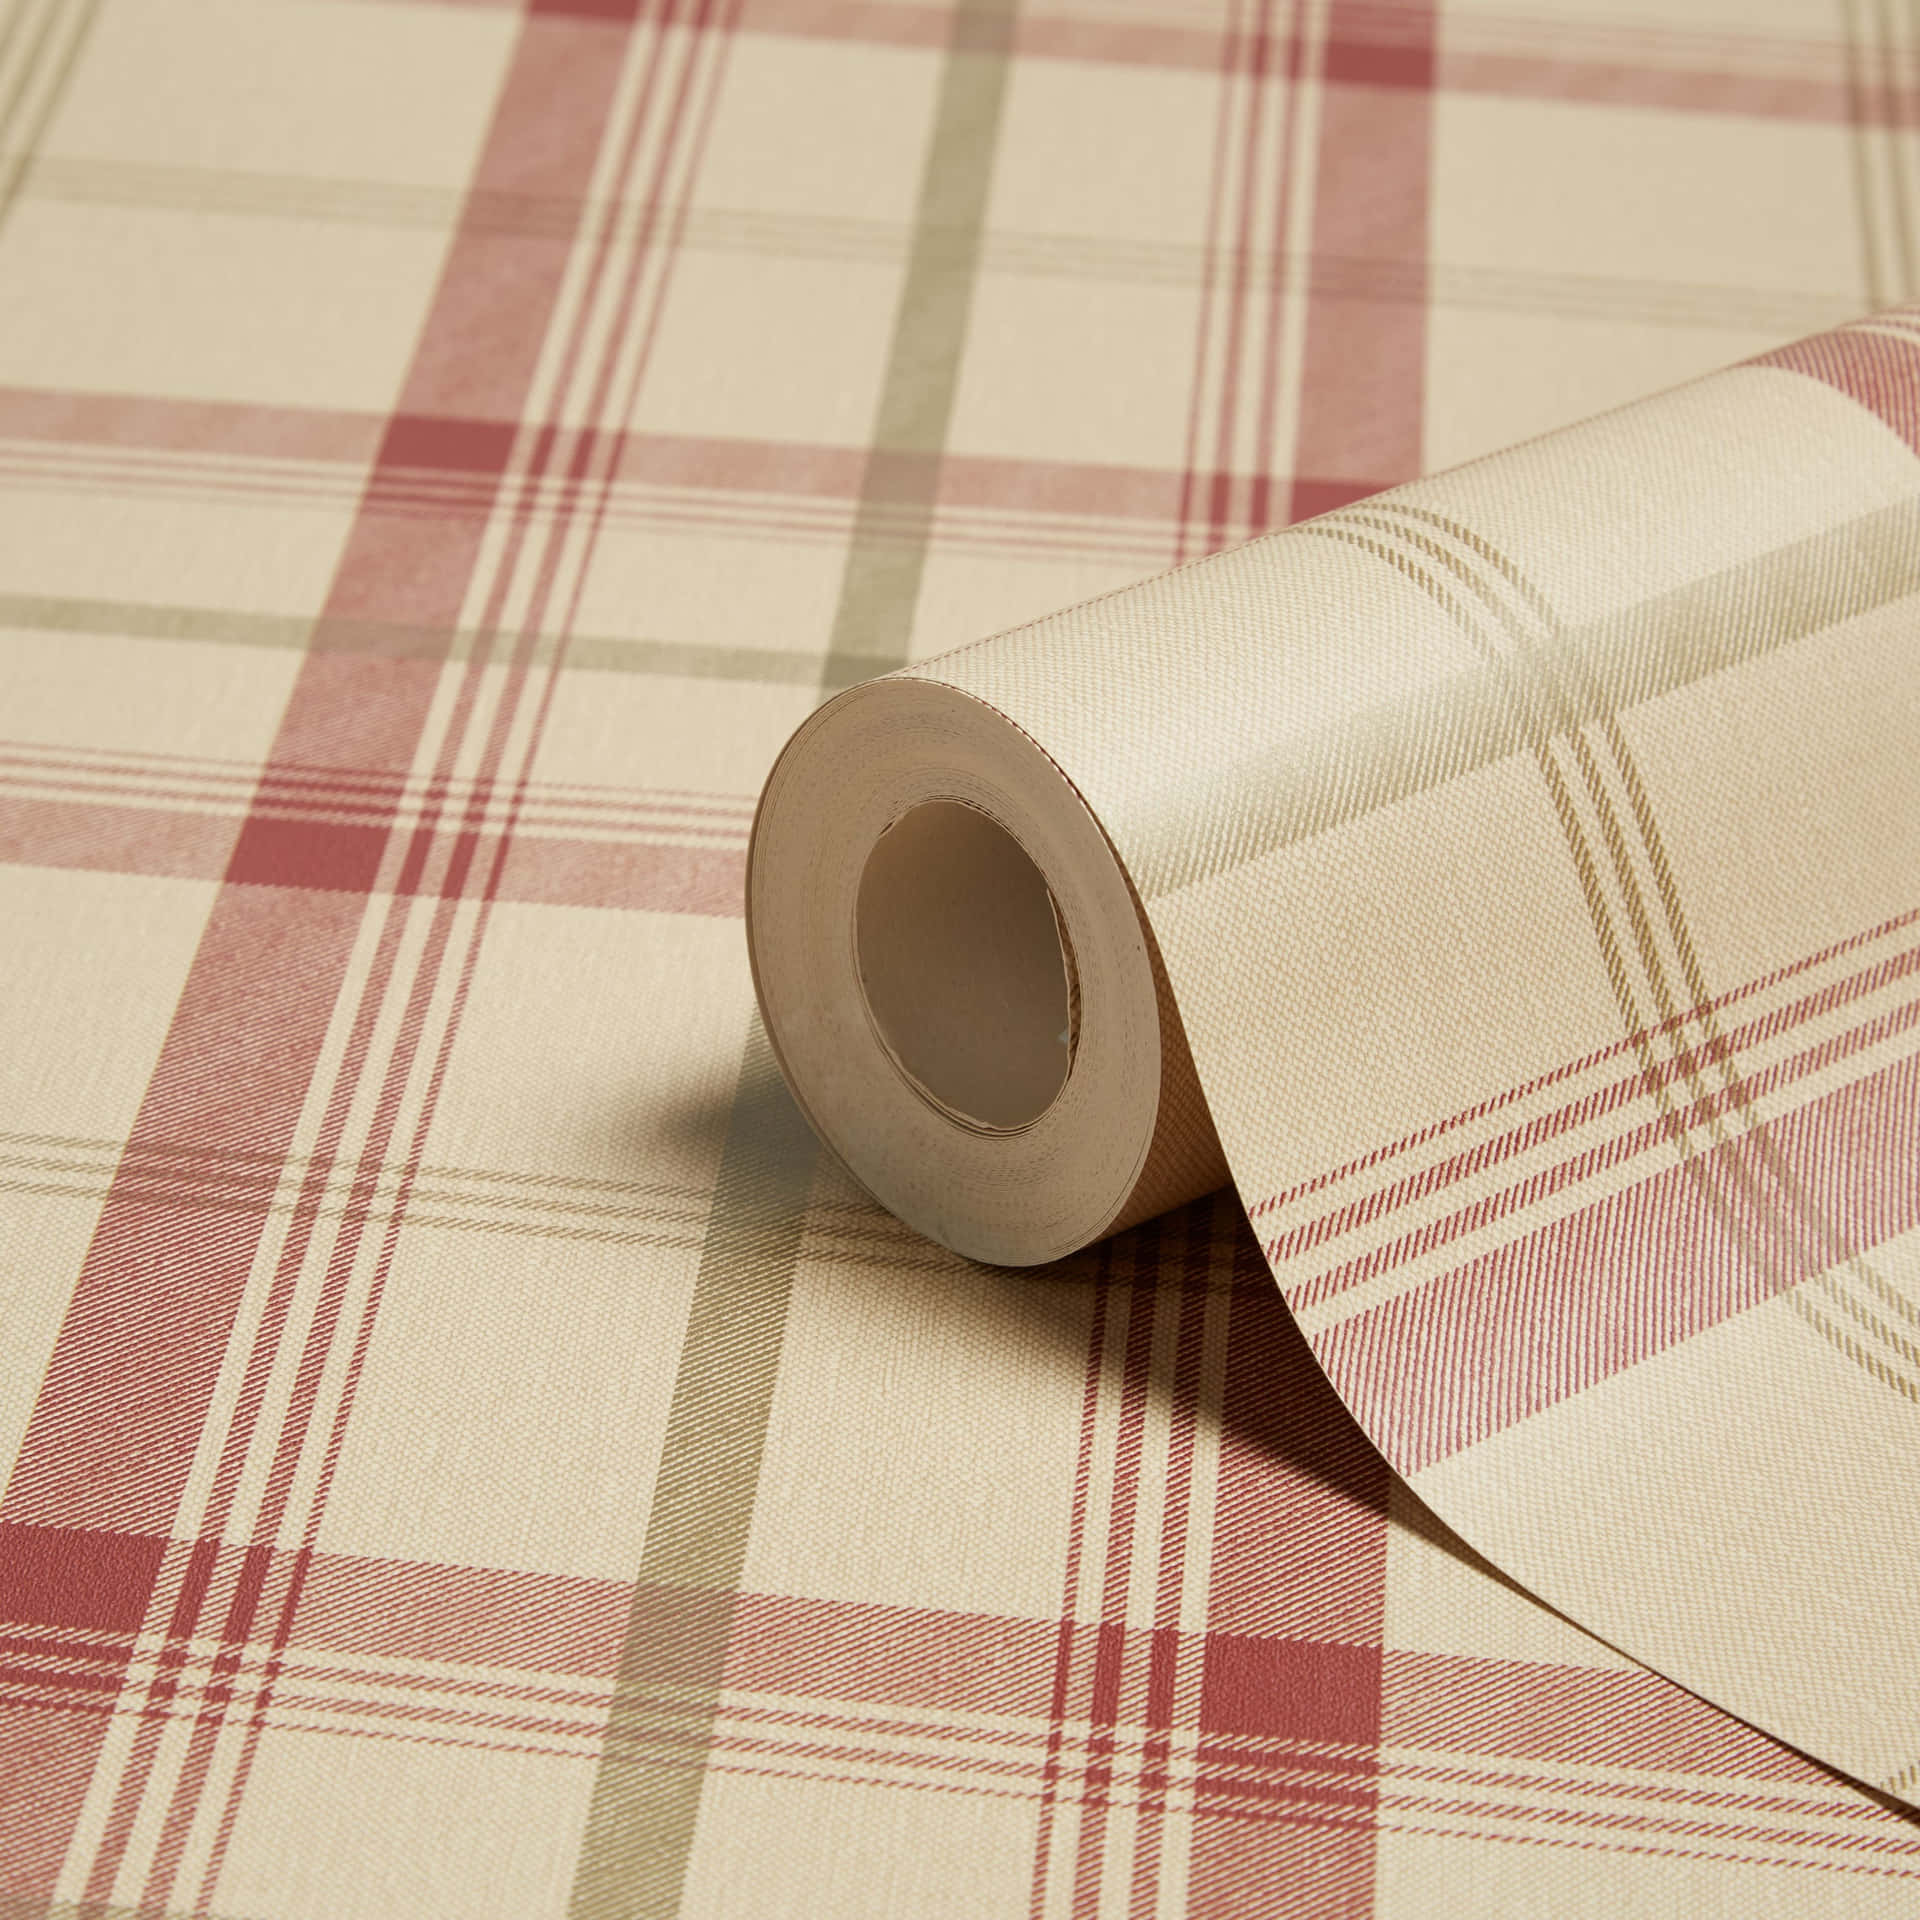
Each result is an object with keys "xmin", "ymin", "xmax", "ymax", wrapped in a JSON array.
[{"xmin": 749, "ymin": 307, "xmax": 1920, "ymax": 1804}]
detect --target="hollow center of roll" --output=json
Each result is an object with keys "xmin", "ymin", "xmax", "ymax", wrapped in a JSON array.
[{"xmin": 854, "ymin": 800, "xmax": 1076, "ymax": 1133}]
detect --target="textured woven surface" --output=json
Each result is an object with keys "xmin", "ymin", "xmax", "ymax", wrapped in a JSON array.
[
  {"xmin": 883, "ymin": 305, "xmax": 1920, "ymax": 1798},
  {"xmin": 3, "ymin": 0, "xmax": 1920, "ymax": 1914}
]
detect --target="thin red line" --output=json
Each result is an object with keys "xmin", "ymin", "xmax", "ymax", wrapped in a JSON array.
[
  {"xmin": 0, "ymin": 769, "xmax": 755, "ymax": 842},
  {"xmin": 174, "ymin": 1, "xmax": 746, "ymax": 1906},
  {"xmin": 0, "ymin": 450, "xmax": 1194, "ymax": 570},
  {"xmin": 167, "ymin": 18, "xmax": 694, "ymax": 1912},
  {"xmin": 1291, "ymin": 972, "xmax": 1920, "ymax": 1313},
  {"xmin": 1277, "ymin": 936, "xmax": 1920, "ymax": 1286},
  {"xmin": 1126, "ymin": 1203, "xmax": 1217, "ymax": 1919},
  {"xmin": 1026, "ymin": 1235, "xmax": 1112, "ymax": 1920},
  {"xmin": 94, "ymin": 6, "xmax": 678, "ymax": 1904},
  {"xmin": 1248, "ymin": 903, "xmax": 1920, "ymax": 1224},
  {"xmin": 0, "ymin": 739, "xmax": 759, "ymax": 814},
  {"xmin": 0, "ymin": 385, "xmax": 1417, "ymax": 537},
  {"xmin": 1323, "ymin": 1041, "xmax": 1920, "ymax": 1471}
]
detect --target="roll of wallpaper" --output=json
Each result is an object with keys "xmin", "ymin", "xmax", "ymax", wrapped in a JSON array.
[{"xmin": 748, "ymin": 310, "xmax": 1920, "ymax": 1799}]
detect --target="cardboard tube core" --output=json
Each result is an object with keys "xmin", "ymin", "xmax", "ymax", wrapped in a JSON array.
[{"xmin": 855, "ymin": 800, "xmax": 1074, "ymax": 1132}]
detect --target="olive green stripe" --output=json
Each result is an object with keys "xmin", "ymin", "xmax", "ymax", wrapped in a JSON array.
[
  {"xmin": 1133, "ymin": 492, "xmax": 1920, "ymax": 900},
  {"xmin": 1876, "ymin": 0, "xmax": 1918, "ymax": 299},
  {"xmin": 818, "ymin": 0, "xmax": 1017, "ymax": 693},
  {"xmin": 565, "ymin": 6, "xmax": 1015, "ymax": 1912},
  {"xmin": 0, "ymin": 156, "xmax": 1865, "ymax": 330},
  {"xmin": 0, "ymin": 591, "xmax": 901, "ymax": 687},
  {"xmin": 1842, "ymin": 0, "xmax": 1889, "ymax": 309},
  {"xmin": 565, "ymin": 1021, "xmax": 818, "ymax": 1920},
  {"xmin": 0, "ymin": 0, "xmax": 102, "ymax": 234}
]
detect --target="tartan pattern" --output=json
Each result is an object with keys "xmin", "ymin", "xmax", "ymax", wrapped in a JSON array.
[
  {"xmin": 887, "ymin": 296, "xmax": 1920, "ymax": 1796},
  {"xmin": 2, "ymin": 0, "xmax": 1918, "ymax": 1915}
]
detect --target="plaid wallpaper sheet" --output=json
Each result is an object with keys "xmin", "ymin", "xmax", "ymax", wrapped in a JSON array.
[{"xmin": 2, "ymin": 0, "xmax": 1919, "ymax": 1915}]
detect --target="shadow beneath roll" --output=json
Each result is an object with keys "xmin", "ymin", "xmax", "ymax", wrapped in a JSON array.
[
  {"xmin": 644, "ymin": 1061, "xmax": 1498, "ymax": 1579},
  {"xmin": 633, "ymin": 1060, "xmax": 1920, "ymax": 1826},
  {"xmin": 1084, "ymin": 1192, "xmax": 1568, "ymax": 1593}
]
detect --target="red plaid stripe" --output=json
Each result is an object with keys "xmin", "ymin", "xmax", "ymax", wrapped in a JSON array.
[{"xmin": 4, "ymin": 0, "xmax": 1917, "ymax": 1912}]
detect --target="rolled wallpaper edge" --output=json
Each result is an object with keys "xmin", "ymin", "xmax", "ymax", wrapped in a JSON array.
[{"xmin": 749, "ymin": 309, "xmax": 1920, "ymax": 1800}]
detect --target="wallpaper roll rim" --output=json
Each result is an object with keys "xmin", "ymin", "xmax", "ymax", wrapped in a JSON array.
[
  {"xmin": 747, "ymin": 306, "xmax": 1920, "ymax": 1803},
  {"xmin": 748, "ymin": 676, "xmax": 1226, "ymax": 1267}
]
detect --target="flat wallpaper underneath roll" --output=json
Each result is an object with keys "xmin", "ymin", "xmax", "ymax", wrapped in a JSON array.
[{"xmin": 751, "ymin": 308, "xmax": 1920, "ymax": 1802}]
